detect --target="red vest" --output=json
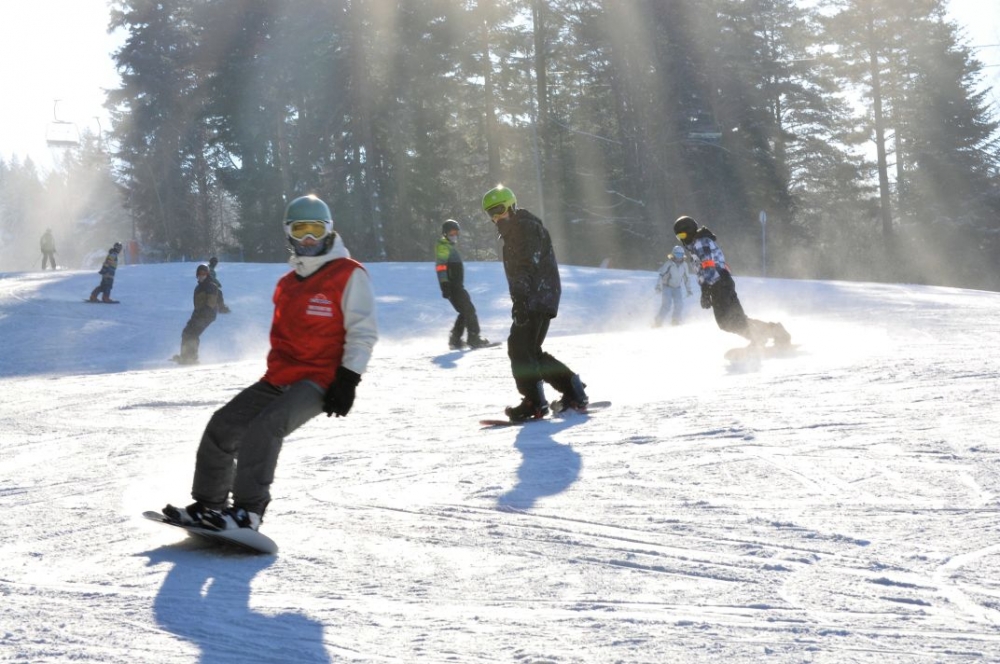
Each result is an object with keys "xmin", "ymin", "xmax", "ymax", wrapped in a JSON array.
[{"xmin": 263, "ymin": 259, "xmax": 362, "ymax": 390}]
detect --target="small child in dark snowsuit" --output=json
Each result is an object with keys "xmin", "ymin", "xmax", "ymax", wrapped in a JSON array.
[
  {"xmin": 673, "ymin": 216, "xmax": 790, "ymax": 347},
  {"xmin": 89, "ymin": 242, "xmax": 122, "ymax": 302},
  {"xmin": 174, "ymin": 264, "xmax": 220, "ymax": 365},
  {"xmin": 436, "ymin": 220, "xmax": 490, "ymax": 349}
]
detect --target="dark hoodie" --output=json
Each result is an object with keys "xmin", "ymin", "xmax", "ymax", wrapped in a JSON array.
[{"xmin": 496, "ymin": 208, "xmax": 561, "ymax": 318}]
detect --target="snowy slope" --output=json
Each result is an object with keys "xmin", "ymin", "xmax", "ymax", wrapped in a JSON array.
[{"xmin": 1, "ymin": 260, "xmax": 999, "ymax": 663}]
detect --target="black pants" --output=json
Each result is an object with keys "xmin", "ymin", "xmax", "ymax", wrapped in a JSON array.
[
  {"xmin": 180, "ymin": 313, "xmax": 216, "ymax": 361},
  {"xmin": 507, "ymin": 311, "xmax": 575, "ymax": 400},
  {"xmin": 193, "ymin": 380, "xmax": 323, "ymax": 513},
  {"xmin": 447, "ymin": 288, "xmax": 480, "ymax": 340},
  {"xmin": 708, "ymin": 271, "xmax": 769, "ymax": 343},
  {"xmin": 91, "ymin": 276, "xmax": 114, "ymax": 300},
  {"xmin": 41, "ymin": 252, "xmax": 56, "ymax": 270}
]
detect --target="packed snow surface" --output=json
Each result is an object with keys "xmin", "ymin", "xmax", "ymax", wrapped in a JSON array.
[{"xmin": 1, "ymin": 260, "xmax": 998, "ymax": 663}]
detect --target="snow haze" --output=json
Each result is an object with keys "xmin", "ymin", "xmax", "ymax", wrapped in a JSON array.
[{"xmin": 1, "ymin": 259, "xmax": 999, "ymax": 662}]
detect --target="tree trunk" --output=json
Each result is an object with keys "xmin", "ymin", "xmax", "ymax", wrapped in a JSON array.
[
  {"xmin": 482, "ymin": 10, "xmax": 502, "ymax": 184},
  {"xmin": 865, "ymin": 8, "xmax": 894, "ymax": 244}
]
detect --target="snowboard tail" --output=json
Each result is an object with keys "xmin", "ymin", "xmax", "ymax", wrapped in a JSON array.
[
  {"xmin": 142, "ymin": 510, "xmax": 278, "ymax": 554},
  {"xmin": 725, "ymin": 343, "xmax": 800, "ymax": 363}
]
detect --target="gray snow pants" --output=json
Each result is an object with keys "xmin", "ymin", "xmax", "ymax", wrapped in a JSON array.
[{"xmin": 191, "ymin": 379, "xmax": 324, "ymax": 514}]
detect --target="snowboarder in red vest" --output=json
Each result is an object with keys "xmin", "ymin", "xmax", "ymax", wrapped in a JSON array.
[{"xmin": 163, "ymin": 195, "xmax": 378, "ymax": 532}]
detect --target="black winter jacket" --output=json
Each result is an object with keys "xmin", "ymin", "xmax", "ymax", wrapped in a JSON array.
[
  {"xmin": 190, "ymin": 279, "xmax": 220, "ymax": 325},
  {"xmin": 496, "ymin": 208, "xmax": 561, "ymax": 318}
]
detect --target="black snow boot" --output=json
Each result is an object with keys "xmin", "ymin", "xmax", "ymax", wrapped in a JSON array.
[{"xmin": 506, "ymin": 381, "xmax": 549, "ymax": 422}]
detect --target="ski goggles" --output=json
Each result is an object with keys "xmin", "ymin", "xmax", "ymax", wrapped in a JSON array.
[
  {"xmin": 286, "ymin": 220, "xmax": 330, "ymax": 240},
  {"xmin": 485, "ymin": 203, "xmax": 508, "ymax": 218}
]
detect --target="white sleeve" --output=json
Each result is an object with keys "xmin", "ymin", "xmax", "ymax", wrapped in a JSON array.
[{"xmin": 340, "ymin": 268, "xmax": 378, "ymax": 374}]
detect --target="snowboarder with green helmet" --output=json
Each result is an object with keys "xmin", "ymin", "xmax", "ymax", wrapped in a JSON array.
[{"xmin": 482, "ymin": 184, "xmax": 588, "ymax": 421}]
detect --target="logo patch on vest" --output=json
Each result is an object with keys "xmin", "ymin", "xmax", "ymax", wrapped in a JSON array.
[{"xmin": 307, "ymin": 293, "xmax": 334, "ymax": 318}]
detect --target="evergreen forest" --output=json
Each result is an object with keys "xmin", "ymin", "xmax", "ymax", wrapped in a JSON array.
[{"xmin": 2, "ymin": 0, "xmax": 998, "ymax": 289}]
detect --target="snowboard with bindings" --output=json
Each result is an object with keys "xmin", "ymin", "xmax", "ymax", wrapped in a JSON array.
[
  {"xmin": 142, "ymin": 510, "xmax": 278, "ymax": 554},
  {"xmin": 451, "ymin": 341, "xmax": 503, "ymax": 351},
  {"xmin": 480, "ymin": 400, "xmax": 611, "ymax": 428},
  {"xmin": 84, "ymin": 299, "xmax": 120, "ymax": 304}
]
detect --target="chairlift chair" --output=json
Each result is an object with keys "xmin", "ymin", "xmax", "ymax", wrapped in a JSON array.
[
  {"xmin": 45, "ymin": 100, "xmax": 80, "ymax": 148},
  {"xmin": 46, "ymin": 122, "xmax": 80, "ymax": 147}
]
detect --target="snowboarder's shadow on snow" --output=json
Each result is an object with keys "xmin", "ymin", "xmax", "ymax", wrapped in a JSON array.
[
  {"xmin": 431, "ymin": 349, "xmax": 466, "ymax": 369},
  {"xmin": 498, "ymin": 419, "xmax": 582, "ymax": 511},
  {"xmin": 141, "ymin": 544, "xmax": 331, "ymax": 664}
]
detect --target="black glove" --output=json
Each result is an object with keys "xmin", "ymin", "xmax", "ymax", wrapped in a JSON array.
[
  {"xmin": 324, "ymin": 366, "xmax": 361, "ymax": 417},
  {"xmin": 700, "ymin": 287, "xmax": 712, "ymax": 309},
  {"xmin": 440, "ymin": 282, "xmax": 452, "ymax": 299}
]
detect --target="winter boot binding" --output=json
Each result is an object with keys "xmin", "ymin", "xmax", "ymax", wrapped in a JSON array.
[
  {"xmin": 467, "ymin": 336, "xmax": 492, "ymax": 349},
  {"xmin": 448, "ymin": 335, "xmax": 465, "ymax": 350},
  {"xmin": 771, "ymin": 322, "xmax": 791, "ymax": 347},
  {"xmin": 553, "ymin": 374, "xmax": 589, "ymax": 413},
  {"xmin": 203, "ymin": 506, "xmax": 262, "ymax": 531},
  {"xmin": 163, "ymin": 501, "xmax": 217, "ymax": 527},
  {"xmin": 505, "ymin": 398, "xmax": 549, "ymax": 422}
]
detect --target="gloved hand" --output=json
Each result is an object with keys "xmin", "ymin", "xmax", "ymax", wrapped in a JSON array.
[
  {"xmin": 655, "ymin": 283, "xmax": 662, "ymax": 293},
  {"xmin": 440, "ymin": 282, "xmax": 452, "ymax": 299},
  {"xmin": 324, "ymin": 366, "xmax": 361, "ymax": 417},
  {"xmin": 700, "ymin": 287, "xmax": 712, "ymax": 309}
]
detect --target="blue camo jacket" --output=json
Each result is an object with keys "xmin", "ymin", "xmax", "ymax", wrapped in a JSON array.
[{"xmin": 686, "ymin": 230, "xmax": 730, "ymax": 286}]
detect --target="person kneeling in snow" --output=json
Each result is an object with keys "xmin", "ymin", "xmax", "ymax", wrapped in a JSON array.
[
  {"xmin": 163, "ymin": 195, "xmax": 378, "ymax": 533},
  {"xmin": 673, "ymin": 215, "xmax": 790, "ymax": 347}
]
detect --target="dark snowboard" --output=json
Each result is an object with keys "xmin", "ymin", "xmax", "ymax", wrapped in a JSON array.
[{"xmin": 480, "ymin": 401, "xmax": 611, "ymax": 428}]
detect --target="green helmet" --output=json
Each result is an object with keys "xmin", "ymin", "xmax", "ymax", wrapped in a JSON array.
[
  {"xmin": 482, "ymin": 185, "xmax": 516, "ymax": 216},
  {"xmin": 284, "ymin": 195, "xmax": 334, "ymax": 256}
]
